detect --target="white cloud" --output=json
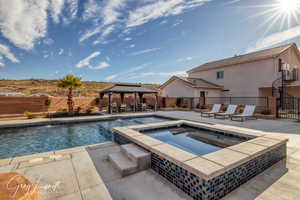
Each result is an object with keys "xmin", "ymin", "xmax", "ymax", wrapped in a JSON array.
[
  {"xmin": 82, "ymin": 0, "xmax": 101, "ymax": 21},
  {"xmin": 224, "ymin": 0, "xmax": 240, "ymax": 5},
  {"xmin": 126, "ymin": 0, "xmax": 209, "ymax": 28},
  {"xmin": 173, "ymin": 19, "xmax": 183, "ymax": 27},
  {"xmin": 0, "ymin": 0, "xmax": 49, "ymax": 50},
  {"xmin": 0, "ymin": 43, "xmax": 20, "ymax": 63},
  {"xmin": 124, "ymin": 37, "xmax": 132, "ymax": 41},
  {"xmin": 129, "ymin": 70, "xmax": 187, "ymax": 79},
  {"xmin": 93, "ymin": 25, "xmax": 116, "ymax": 45},
  {"xmin": 76, "ymin": 51, "xmax": 109, "ymax": 70},
  {"xmin": 80, "ymin": 27, "xmax": 102, "ymax": 42},
  {"xmin": 76, "ymin": 51, "xmax": 101, "ymax": 68},
  {"xmin": 104, "ymin": 74, "xmax": 118, "ymax": 81},
  {"xmin": 43, "ymin": 38, "xmax": 54, "ymax": 45},
  {"xmin": 127, "ymin": 63, "xmax": 149, "ymax": 72},
  {"xmin": 88, "ymin": 61, "xmax": 110, "ymax": 70},
  {"xmin": 248, "ymin": 25, "xmax": 300, "ymax": 52},
  {"xmin": 104, "ymin": 63, "xmax": 150, "ymax": 81},
  {"xmin": 160, "ymin": 19, "xmax": 168, "ymax": 24},
  {"xmin": 63, "ymin": 0, "xmax": 78, "ymax": 24},
  {"xmin": 80, "ymin": 0, "xmax": 127, "ymax": 43},
  {"xmin": 102, "ymin": 0, "xmax": 127, "ymax": 26},
  {"xmin": 58, "ymin": 48, "xmax": 64, "ymax": 55},
  {"xmin": 177, "ymin": 56, "xmax": 193, "ymax": 62},
  {"xmin": 0, "ymin": 62, "xmax": 4, "ymax": 67},
  {"xmin": 130, "ymin": 48, "xmax": 160, "ymax": 56},
  {"xmin": 50, "ymin": 0, "xmax": 65, "ymax": 24},
  {"xmin": 129, "ymin": 44, "xmax": 135, "ymax": 48}
]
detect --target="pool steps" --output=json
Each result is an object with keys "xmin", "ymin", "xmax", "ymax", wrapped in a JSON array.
[{"xmin": 108, "ymin": 144, "xmax": 151, "ymax": 177}]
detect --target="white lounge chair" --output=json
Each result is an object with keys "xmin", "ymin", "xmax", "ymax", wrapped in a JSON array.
[
  {"xmin": 231, "ymin": 105, "xmax": 257, "ymax": 122},
  {"xmin": 214, "ymin": 104, "xmax": 238, "ymax": 119},
  {"xmin": 201, "ymin": 104, "xmax": 222, "ymax": 117}
]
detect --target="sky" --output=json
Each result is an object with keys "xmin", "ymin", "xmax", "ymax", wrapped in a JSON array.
[{"xmin": 0, "ymin": 0, "xmax": 300, "ymax": 83}]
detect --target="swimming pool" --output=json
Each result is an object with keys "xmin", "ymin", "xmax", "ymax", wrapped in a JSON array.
[
  {"xmin": 142, "ymin": 125, "xmax": 248, "ymax": 156},
  {"xmin": 0, "ymin": 116, "xmax": 169, "ymax": 159}
]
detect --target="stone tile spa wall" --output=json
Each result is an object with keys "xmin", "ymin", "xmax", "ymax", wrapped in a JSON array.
[{"xmin": 114, "ymin": 133, "xmax": 286, "ymax": 200}]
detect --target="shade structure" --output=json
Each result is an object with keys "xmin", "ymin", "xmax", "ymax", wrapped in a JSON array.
[{"xmin": 99, "ymin": 83, "xmax": 158, "ymax": 113}]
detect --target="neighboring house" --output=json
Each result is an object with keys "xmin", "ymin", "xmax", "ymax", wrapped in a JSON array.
[{"xmin": 160, "ymin": 43, "xmax": 300, "ymax": 98}]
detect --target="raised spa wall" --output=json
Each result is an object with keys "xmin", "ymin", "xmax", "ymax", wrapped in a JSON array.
[{"xmin": 112, "ymin": 120, "xmax": 287, "ymax": 200}]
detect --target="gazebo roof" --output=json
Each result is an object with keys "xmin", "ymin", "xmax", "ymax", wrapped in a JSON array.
[{"xmin": 99, "ymin": 83, "xmax": 157, "ymax": 94}]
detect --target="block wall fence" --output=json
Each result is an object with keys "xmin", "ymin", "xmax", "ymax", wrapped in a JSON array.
[{"xmin": 0, "ymin": 96, "xmax": 158, "ymax": 115}]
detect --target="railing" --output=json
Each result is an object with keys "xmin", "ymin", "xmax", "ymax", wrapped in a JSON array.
[
  {"xmin": 277, "ymin": 97, "xmax": 300, "ymax": 120},
  {"xmin": 205, "ymin": 97, "xmax": 268, "ymax": 109}
]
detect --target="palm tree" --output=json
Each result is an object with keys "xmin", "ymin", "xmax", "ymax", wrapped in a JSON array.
[{"xmin": 57, "ymin": 74, "xmax": 83, "ymax": 114}]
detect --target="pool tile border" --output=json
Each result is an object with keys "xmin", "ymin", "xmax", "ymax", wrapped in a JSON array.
[{"xmin": 0, "ymin": 112, "xmax": 157, "ymax": 129}]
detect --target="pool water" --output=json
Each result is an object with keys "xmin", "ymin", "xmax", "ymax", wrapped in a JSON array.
[
  {"xmin": 0, "ymin": 116, "xmax": 168, "ymax": 159},
  {"xmin": 143, "ymin": 126, "xmax": 247, "ymax": 156}
]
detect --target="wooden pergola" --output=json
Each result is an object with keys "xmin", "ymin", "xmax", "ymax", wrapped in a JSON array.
[{"xmin": 99, "ymin": 83, "xmax": 158, "ymax": 114}]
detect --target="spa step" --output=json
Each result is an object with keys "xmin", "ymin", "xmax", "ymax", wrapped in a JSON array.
[
  {"xmin": 108, "ymin": 152, "xmax": 138, "ymax": 177},
  {"xmin": 120, "ymin": 144, "xmax": 151, "ymax": 170}
]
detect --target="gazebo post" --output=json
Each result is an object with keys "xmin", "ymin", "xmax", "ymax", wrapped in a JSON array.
[
  {"xmin": 99, "ymin": 93, "xmax": 104, "ymax": 110},
  {"xmin": 155, "ymin": 93, "xmax": 158, "ymax": 112},
  {"xmin": 138, "ymin": 93, "xmax": 143, "ymax": 104},
  {"xmin": 120, "ymin": 93, "xmax": 125, "ymax": 104},
  {"xmin": 108, "ymin": 92, "xmax": 112, "ymax": 114},
  {"xmin": 134, "ymin": 92, "xmax": 137, "ymax": 112}
]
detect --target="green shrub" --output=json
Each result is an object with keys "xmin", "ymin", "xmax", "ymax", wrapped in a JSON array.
[
  {"xmin": 24, "ymin": 111, "xmax": 34, "ymax": 119},
  {"xmin": 238, "ymin": 107, "xmax": 244, "ymax": 113},
  {"xmin": 44, "ymin": 99, "xmax": 51, "ymax": 106},
  {"xmin": 58, "ymin": 107, "xmax": 68, "ymax": 112},
  {"xmin": 261, "ymin": 109, "xmax": 271, "ymax": 115},
  {"xmin": 95, "ymin": 98, "xmax": 100, "ymax": 105}
]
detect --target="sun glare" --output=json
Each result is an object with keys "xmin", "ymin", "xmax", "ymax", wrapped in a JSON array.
[
  {"xmin": 278, "ymin": 0, "xmax": 299, "ymax": 13},
  {"xmin": 244, "ymin": 0, "xmax": 300, "ymax": 34}
]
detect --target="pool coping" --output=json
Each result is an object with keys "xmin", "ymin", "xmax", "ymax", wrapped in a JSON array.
[
  {"xmin": 0, "ymin": 112, "xmax": 168, "ymax": 129},
  {"xmin": 113, "ymin": 120, "xmax": 288, "ymax": 180}
]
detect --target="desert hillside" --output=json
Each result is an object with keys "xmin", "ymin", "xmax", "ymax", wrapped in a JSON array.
[{"xmin": 0, "ymin": 79, "xmax": 160, "ymax": 97}]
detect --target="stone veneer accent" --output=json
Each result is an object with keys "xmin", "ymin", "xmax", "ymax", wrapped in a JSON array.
[
  {"xmin": 113, "ymin": 133, "xmax": 286, "ymax": 200},
  {"xmin": 151, "ymin": 144, "xmax": 286, "ymax": 200}
]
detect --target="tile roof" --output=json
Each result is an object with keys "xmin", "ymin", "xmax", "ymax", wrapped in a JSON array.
[
  {"xmin": 188, "ymin": 43, "xmax": 295, "ymax": 73},
  {"xmin": 100, "ymin": 83, "xmax": 157, "ymax": 93},
  {"xmin": 160, "ymin": 76, "xmax": 222, "ymax": 89}
]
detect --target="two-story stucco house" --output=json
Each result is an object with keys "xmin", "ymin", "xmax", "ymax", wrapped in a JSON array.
[{"xmin": 160, "ymin": 43, "xmax": 300, "ymax": 99}]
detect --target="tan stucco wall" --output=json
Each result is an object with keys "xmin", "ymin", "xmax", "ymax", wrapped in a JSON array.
[
  {"xmin": 160, "ymin": 79, "xmax": 221, "ymax": 98},
  {"xmin": 188, "ymin": 58, "xmax": 279, "ymax": 97}
]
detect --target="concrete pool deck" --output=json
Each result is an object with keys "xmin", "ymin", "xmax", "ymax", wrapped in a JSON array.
[{"xmin": 0, "ymin": 111, "xmax": 300, "ymax": 199}]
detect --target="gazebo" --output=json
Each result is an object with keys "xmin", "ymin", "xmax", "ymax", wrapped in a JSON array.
[{"xmin": 99, "ymin": 83, "xmax": 158, "ymax": 113}]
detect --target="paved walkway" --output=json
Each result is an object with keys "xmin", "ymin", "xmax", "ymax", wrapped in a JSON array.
[
  {"xmin": 0, "ymin": 142, "xmax": 189, "ymax": 200},
  {"xmin": 156, "ymin": 111, "xmax": 300, "ymax": 200},
  {"xmin": 0, "ymin": 111, "xmax": 300, "ymax": 200}
]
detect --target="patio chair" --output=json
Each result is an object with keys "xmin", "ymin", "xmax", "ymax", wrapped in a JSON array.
[
  {"xmin": 112, "ymin": 103, "xmax": 118, "ymax": 113},
  {"xmin": 214, "ymin": 104, "xmax": 238, "ymax": 119},
  {"xmin": 231, "ymin": 105, "xmax": 257, "ymax": 122},
  {"xmin": 141, "ymin": 103, "xmax": 147, "ymax": 112},
  {"xmin": 119, "ymin": 104, "xmax": 127, "ymax": 112},
  {"xmin": 200, "ymin": 104, "xmax": 222, "ymax": 117}
]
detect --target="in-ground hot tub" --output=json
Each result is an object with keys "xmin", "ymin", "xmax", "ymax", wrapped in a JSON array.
[{"xmin": 113, "ymin": 120, "xmax": 287, "ymax": 200}]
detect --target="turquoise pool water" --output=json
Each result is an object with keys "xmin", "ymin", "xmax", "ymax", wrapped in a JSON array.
[
  {"xmin": 143, "ymin": 125, "xmax": 246, "ymax": 156},
  {"xmin": 0, "ymin": 116, "xmax": 169, "ymax": 159}
]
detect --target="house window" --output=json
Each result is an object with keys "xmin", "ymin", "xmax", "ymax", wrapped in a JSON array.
[{"xmin": 217, "ymin": 71, "xmax": 224, "ymax": 79}]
